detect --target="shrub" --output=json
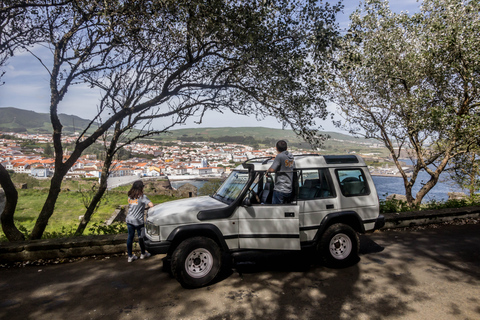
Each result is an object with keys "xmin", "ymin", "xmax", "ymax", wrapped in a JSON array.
[{"xmin": 88, "ymin": 222, "xmax": 127, "ymax": 235}]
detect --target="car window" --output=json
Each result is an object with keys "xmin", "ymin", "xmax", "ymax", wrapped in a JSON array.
[
  {"xmin": 336, "ymin": 169, "xmax": 370, "ymax": 196},
  {"xmin": 213, "ymin": 171, "xmax": 250, "ymax": 204},
  {"xmin": 297, "ymin": 169, "xmax": 334, "ymax": 200}
]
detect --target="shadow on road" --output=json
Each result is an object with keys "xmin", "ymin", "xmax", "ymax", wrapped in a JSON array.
[{"xmin": 1, "ymin": 224, "xmax": 479, "ymax": 320}]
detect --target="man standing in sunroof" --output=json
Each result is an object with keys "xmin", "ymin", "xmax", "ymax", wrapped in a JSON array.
[{"xmin": 267, "ymin": 140, "xmax": 295, "ymax": 204}]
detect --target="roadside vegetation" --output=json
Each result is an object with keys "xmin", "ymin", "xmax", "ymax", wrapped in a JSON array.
[
  {"xmin": 0, "ymin": 176, "xmax": 179, "ymax": 242},
  {"xmin": 2, "ymin": 174, "xmax": 479, "ymax": 241},
  {"xmin": 380, "ymin": 195, "xmax": 480, "ymax": 214}
]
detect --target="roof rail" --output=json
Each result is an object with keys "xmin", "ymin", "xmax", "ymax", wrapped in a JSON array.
[
  {"xmin": 242, "ymin": 157, "xmax": 274, "ymax": 169},
  {"xmin": 323, "ymin": 155, "xmax": 359, "ymax": 164},
  {"xmin": 292, "ymin": 154, "xmax": 319, "ymax": 158}
]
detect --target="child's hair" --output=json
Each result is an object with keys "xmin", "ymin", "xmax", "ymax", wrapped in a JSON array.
[
  {"xmin": 128, "ymin": 180, "xmax": 144, "ymax": 199},
  {"xmin": 276, "ymin": 140, "xmax": 288, "ymax": 152}
]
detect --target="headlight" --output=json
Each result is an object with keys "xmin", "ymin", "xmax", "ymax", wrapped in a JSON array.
[{"xmin": 146, "ymin": 222, "xmax": 160, "ymax": 236}]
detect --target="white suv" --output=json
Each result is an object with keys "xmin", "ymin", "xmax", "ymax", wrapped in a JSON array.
[{"xmin": 144, "ymin": 155, "xmax": 384, "ymax": 288}]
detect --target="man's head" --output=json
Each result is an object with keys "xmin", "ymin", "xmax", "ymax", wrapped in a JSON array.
[{"xmin": 276, "ymin": 140, "xmax": 288, "ymax": 153}]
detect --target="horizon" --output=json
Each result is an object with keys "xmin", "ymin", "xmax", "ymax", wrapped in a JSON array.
[{"xmin": 0, "ymin": 106, "xmax": 357, "ymax": 137}]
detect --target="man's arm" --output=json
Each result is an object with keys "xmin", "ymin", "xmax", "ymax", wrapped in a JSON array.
[{"xmin": 268, "ymin": 154, "xmax": 281, "ymax": 173}]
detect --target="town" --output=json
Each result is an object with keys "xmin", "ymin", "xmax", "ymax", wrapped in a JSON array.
[{"xmin": 0, "ymin": 130, "xmax": 411, "ymax": 183}]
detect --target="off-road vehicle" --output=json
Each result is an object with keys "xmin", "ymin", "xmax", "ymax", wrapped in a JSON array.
[{"xmin": 144, "ymin": 155, "xmax": 384, "ymax": 288}]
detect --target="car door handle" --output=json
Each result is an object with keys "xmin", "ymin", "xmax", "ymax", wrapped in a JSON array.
[
  {"xmin": 285, "ymin": 212, "xmax": 295, "ymax": 217},
  {"xmin": 326, "ymin": 204, "xmax": 334, "ymax": 209}
]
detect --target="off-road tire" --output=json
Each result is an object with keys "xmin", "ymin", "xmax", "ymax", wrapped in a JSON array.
[
  {"xmin": 171, "ymin": 236, "xmax": 221, "ymax": 288},
  {"xmin": 162, "ymin": 256, "xmax": 173, "ymax": 277},
  {"xmin": 318, "ymin": 223, "xmax": 359, "ymax": 268}
]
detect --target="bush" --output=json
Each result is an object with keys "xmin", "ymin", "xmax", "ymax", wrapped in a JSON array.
[
  {"xmin": 88, "ymin": 222, "xmax": 127, "ymax": 235},
  {"xmin": 380, "ymin": 197, "xmax": 413, "ymax": 214},
  {"xmin": 380, "ymin": 194, "xmax": 480, "ymax": 214}
]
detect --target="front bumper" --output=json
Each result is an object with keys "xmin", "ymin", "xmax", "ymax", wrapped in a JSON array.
[
  {"xmin": 144, "ymin": 237, "xmax": 171, "ymax": 255},
  {"xmin": 374, "ymin": 215, "xmax": 385, "ymax": 230}
]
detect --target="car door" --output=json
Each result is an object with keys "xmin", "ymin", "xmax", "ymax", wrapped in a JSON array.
[
  {"xmin": 235, "ymin": 203, "xmax": 300, "ymax": 250},
  {"xmin": 297, "ymin": 169, "xmax": 339, "ymax": 242}
]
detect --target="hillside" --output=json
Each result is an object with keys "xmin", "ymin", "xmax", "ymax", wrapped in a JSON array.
[
  {"xmin": 0, "ymin": 107, "xmax": 388, "ymax": 155},
  {"xmin": 154, "ymin": 127, "xmax": 370, "ymax": 143},
  {"xmin": 152, "ymin": 127, "xmax": 388, "ymax": 155},
  {"xmin": 0, "ymin": 107, "xmax": 97, "ymax": 134}
]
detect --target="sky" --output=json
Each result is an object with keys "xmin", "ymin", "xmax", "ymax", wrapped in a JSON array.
[{"xmin": 0, "ymin": 0, "xmax": 421, "ymax": 133}]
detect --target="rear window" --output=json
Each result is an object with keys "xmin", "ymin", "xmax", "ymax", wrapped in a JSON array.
[{"xmin": 336, "ymin": 169, "xmax": 370, "ymax": 196}]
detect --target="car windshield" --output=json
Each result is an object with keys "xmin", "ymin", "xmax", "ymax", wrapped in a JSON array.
[{"xmin": 213, "ymin": 171, "xmax": 250, "ymax": 204}]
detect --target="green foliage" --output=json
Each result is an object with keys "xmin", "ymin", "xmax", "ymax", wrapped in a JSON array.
[
  {"xmin": 330, "ymin": 0, "xmax": 480, "ymax": 205},
  {"xmin": 88, "ymin": 222, "xmax": 127, "ymax": 235},
  {"xmin": 446, "ymin": 152, "xmax": 480, "ymax": 197},
  {"xmin": 198, "ymin": 179, "xmax": 224, "ymax": 196},
  {"xmin": 9, "ymin": 173, "xmax": 42, "ymax": 188},
  {"xmin": 42, "ymin": 226, "xmax": 77, "ymax": 239},
  {"xmin": 380, "ymin": 194, "xmax": 480, "ymax": 214},
  {"xmin": 0, "ymin": 187, "xmax": 175, "ymax": 241},
  {"xmin": 43, "ymin": 143, "xmax": 53, "ymax": 157},
  {"xmin": 380, "ymin": 197, "xmax": 415, "ymax": 214}
]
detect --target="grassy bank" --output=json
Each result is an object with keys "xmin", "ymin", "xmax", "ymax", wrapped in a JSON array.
[{"xmin": 1, "ymin": 188, "xmax": 178, "ymax": 241}]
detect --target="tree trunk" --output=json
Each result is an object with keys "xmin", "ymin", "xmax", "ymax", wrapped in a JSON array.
[
  {"xmin": 0, "ymin": 163, "xmax": 24, "ymax": 241},
  {"xmin": 75, "ymin": 181, "xmax": 108, "ymax": 236},
  {"xmin": 390, "ymin": 153, "xmax": 417, "ymax": 207},
  {"xmin": 29, "ymin": 167, "xmax": 66, "ymax": 240},
  {"xmin": 74, "ymin": 161, "xmax": 111, "ymax": 236},
  {"xmin": 413, "ymin": 176, "xmax": 439, "ymax": 206},
  {"xmin": 75, "ymin": 122, "xmax": 122, "ymax": 236}
]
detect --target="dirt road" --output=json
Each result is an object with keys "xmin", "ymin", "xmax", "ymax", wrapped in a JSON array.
[{"xmin": 1, "ymin": 223, "xmax": 479, "ymax": 320}]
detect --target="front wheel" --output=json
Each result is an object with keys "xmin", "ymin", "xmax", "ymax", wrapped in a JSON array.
[
  {"xmin": 171, "ymin": 237, "xmax": 222, "ymax": 288},
  {"xmin": 318, "ymin": 223, "xmax": 359, "ymax": 268}
]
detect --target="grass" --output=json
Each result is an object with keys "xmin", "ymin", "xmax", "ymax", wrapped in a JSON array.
[
  {"xmin": 2, "ymin": 175, "xmax": 478, "ymax": 241},
  {"xmin": 0, "ymin": 188, "xmax": 179, "ymax": 241}
]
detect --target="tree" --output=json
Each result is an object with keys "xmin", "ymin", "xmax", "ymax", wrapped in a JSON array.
[
  {"xmin": 0, "ymin": 1, "xmax": 72, "ymax": 83},
  {"xmin": 446, "ymin": 151, "xmax": 480, "ymax": 197},
  {"xmin": 43, "ymin": 143, "xmax": 53, "ymax": 157},
  {"xmin": 0, "ymin": 163, "xmax": 24, "ymax": 241},
  {"xmin": 2, "ymin": 0, "xmax": 341, "ymax": 240},
  {"xmin": 329, "ymin": 0, "xmax": 480, "ymax": 206},
  {"xmin": 75, "ymin": 97, "xmax": 186, "ymax": 235},
  {"xmin": 198, "ymin": 179, "xmax": 224, "ymax": 197}
]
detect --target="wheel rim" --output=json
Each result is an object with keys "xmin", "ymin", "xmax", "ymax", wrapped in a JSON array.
[
  {"xmin": 329, "ymin": 233, "xmax": 352, "ymax": 260},
  {"xmin": 185, "ymin": 248, "xmax": 214, "ymax": 279}
]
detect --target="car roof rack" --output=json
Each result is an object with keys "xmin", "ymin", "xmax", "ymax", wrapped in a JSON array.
[
  {"xmin": 292, "ymin": 154, "xmax": 319, "ymax": 158},
  {"xmin": 323, "ymin": 155, "xmax": 359, "ymax": 164},
  {"xmin": 242, "ymin": 157, "xmax": 274, "ymax": 169}
]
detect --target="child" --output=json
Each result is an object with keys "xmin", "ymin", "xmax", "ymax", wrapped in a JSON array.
[
  {"xmin": 267, "ymin": 140, "xmax": 295, "ymax": 204},
  {"xmin": 126, "ymin": 180, "xmax": 153, "ymax": 262}
]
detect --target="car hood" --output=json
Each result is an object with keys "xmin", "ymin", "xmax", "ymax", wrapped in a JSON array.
[{"xmin": 147, "ymin": 196, "xmax": 228, "ymax": 225}]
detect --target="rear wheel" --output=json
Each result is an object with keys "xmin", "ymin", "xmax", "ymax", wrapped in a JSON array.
[
  {"xmin": 319, "ymin": 223, "xmax": 359, "ymax": 268},
  {"xmin": 171, "ymin": 237, "xmax": 221, "ymax": 288}
]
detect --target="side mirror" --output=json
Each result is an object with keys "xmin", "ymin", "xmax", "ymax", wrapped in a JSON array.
[{"xmin": 243, "ymin": 197, "xmax": 251, "ymax": 206}]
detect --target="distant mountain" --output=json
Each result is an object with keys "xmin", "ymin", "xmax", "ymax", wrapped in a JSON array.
[
  {"xmin": 0, "ymin": 107, "xmax": 97, "ymax": 133},
  {"xmin": 0, "ymin": 107, "xmax": 386, "ymax": 155},
  {"xmin": 156, "ymin": 126, "xmax": 372, "ymax": 144},
  {"xmin": 153, "ymin": 127, "xmax": 387, "ymax": 156}
]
